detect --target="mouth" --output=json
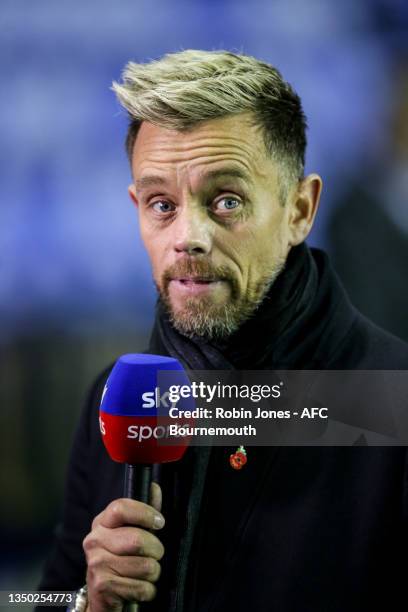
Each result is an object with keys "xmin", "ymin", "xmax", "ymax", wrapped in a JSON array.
[
  {"xmin": 169, "ymin": 277, "xmax": 228, "ymax": 297},
  {"xmin": 176, "ymin": 277, "xmax": 217, "ymax": 284}
]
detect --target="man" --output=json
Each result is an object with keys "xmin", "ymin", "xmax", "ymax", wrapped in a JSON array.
[{"xmin": 39, "ymin": 50, "xmax": 408, "ymax": 611}]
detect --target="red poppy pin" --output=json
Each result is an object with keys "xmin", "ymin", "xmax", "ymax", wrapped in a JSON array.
[{"xmin": 229, "ymin": 446, "xmax": 247, "ymax": 470}]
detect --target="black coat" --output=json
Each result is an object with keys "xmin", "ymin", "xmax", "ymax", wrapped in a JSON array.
[{"xmin": 38, "ymin": 248, "xmax": 408, "ymax": 611}]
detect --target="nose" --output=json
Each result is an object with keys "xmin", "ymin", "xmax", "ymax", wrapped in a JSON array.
[{"xmin": 173, "ymin": 206, "xmax": 212, "ymax": 256}]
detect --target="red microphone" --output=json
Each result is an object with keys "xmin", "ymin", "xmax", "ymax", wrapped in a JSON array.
[{"xmin": 99, "ymin": 353, "xmax": 193, "ymax": 502}]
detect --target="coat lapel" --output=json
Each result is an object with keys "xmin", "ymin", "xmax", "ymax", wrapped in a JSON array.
[{"xmin": 184, "ymin": 445, "xmax": 282, "ymax": 612}]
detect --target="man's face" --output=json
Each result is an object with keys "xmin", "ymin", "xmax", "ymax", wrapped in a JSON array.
[{"xmin": 129, "ymin": 113, "xmax": 314, "ymax": 340}]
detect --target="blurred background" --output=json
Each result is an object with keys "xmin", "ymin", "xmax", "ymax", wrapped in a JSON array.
[{"xmin": 1, "ymin": 0, "xmax": 407, "ymax": 600}]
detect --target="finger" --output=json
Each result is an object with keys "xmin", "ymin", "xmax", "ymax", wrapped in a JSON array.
[
  {"xmin": 87, "ymin": 574, "xmax": 157, "ymax": 610},
  {"xmin": 93, "ymin": 498, "xmax": 165, "ymax": 531},
  {"xmin": 149, "ymin": 482, "xmax": 162, "ymax": 512},
  {"xmin": 85, "ymin": 525, "xmax": 165, "ymax": 560},
  {"xmin": 87, "ymin": 550, "xmax": 161, "ymax": 583}
]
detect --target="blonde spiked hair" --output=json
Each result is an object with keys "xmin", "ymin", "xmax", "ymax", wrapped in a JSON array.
[{"xmin": 112, "ymin": 49, "xmax": 307, "ymax": 188}]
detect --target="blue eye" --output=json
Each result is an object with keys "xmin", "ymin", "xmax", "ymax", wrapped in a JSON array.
[
  {"xmin": 215, "ymin": 197, "xmax": 241, "ymax": 211},
  {"xmin": 152, "ymin": 200, "xmax": 175, "ymax": 213}
]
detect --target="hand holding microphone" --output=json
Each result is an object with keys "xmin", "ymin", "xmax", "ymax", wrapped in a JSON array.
[
  {"xmin": 83, "ymin": 487, "xmax": 165, "ymax": 611},
  {"xmin": 82, "ymin": 354, "xmax": 192, "ymax": 611}
]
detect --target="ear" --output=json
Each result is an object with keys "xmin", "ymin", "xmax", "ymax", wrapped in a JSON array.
[
  {"xmin": 128, "ymin": 183, "xmax": 139, "ymax": 208},
  {"xmin": 288, "ymin": 173, "xmax": 322, "ymax": 246}
]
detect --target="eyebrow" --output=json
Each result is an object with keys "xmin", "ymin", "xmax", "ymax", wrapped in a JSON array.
[{"xmin": 135, "ymin": 167, "xmax": 252, "ymax": 192}]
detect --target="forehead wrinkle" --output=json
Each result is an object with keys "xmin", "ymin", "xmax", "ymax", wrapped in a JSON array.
[
  {"xmin": 143, "ymin": 155, "xmax": 261, "ymax": 184},
  {"xmin": 133, "ymin": 128, "xmax": 272, "ymax": 189},
  {"xmin": 134, "ymin": 155, "xmax": 270, "ymax": 195},
  {"xmin": 151, "ymin": 140, "xmax": 262, "ymax": 166},
  {"xmin": 156, "ymin": 134, "xmax": 258, "ymax": 150},
  {"xmin": 136, "ymin": 128, "xmax": 265, "ymax": 158},
  {"xmin": 138, "ymin": 141, "xmax": 258, "ymax": 162},
  {"xmin": 133, "ymin": 112, "xmax": 269, "ymax": 172}
]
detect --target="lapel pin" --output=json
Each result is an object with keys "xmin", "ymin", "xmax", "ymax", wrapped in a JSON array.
[{"xmin": 229, "ymin": 446, "xmax": 247, "ymax": 470}]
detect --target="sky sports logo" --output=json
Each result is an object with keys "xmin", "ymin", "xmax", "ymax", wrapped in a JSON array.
[
  {"xmin": 100, "ymin": 384, "xmax": 179, "ymax": 410},
  {"xmin": 141, "ymin": 388, "xmax": 179, "ymax": 408},
  {"xmin": 98, "ymin": 416, "xmax": 190, "ymax": 441}
]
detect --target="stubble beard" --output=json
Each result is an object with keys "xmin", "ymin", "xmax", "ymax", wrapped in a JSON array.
[{"xmin": 157, "ymin": 256, "xmax": 286, "ymax": 341}]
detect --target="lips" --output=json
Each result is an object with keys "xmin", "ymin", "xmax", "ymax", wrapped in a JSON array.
[
  {"xmin": 176, "ymin": 277, "xmax": 217, "ymax": 284},
  {"xmin": 169, "ymin": 277, "xmax": 228, "ymax": 298}
]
